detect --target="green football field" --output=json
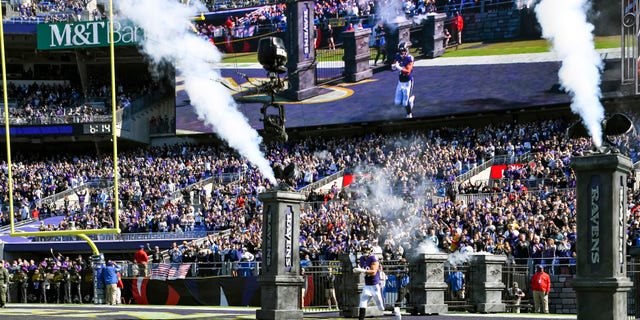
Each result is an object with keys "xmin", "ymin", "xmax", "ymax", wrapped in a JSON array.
[{"xmin": 220, "ymin": 35, "xmax": 621, "ymax": 63}]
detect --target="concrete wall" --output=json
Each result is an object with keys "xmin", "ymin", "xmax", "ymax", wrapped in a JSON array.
[
  {"xmin": 459, "ymin": 9, "xmax": 523, "ymax": 43},
  {"xmin": 458, "ymin": 2, "xmax": 620, "ymax": 43},
  {"xmin": 549, "ymin": 273, "xmax": 578, "ymax": 314},
  {"xmin": 543, "ymin": 272, "xmax": 633, "ymax": 315}
]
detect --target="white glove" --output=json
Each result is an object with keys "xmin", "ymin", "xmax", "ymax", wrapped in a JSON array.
[
  {"xmin": 391, "ymin": 63, "xmax": 400, "ymax": 71},
  {"xmin": 396, "ymin": 63, "xmax": 404, "ymax": 73},
  {"xmin": 352, "ymin": 267, "xmax": 366, "ymax": 274}
]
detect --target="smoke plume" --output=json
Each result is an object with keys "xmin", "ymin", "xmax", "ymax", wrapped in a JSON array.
[
  {"xmin": 376, "ymin": 0, "xmax": 408, "ymax": 26},
  {"xmin": 535, "ymin": 0, "xmax": 604, "ymax": 147},
  {"xmin": 113, "ymin": 0, "xmax": 276, "ymax": 182}
]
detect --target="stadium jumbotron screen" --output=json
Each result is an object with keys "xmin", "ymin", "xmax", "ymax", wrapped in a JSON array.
[{"xmin": 175, "ymin": 3, "xmax": 628, "ymax": 135}]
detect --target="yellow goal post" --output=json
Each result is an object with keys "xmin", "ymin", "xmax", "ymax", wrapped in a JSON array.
[{"xmin": 1, "ymin": 1, "xmax": 121, "ymax": 245}]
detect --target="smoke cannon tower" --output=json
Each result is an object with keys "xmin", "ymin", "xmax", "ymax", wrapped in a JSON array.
[
  {"xmin": 282, "ymin": 0, "xmax": 323, "ymax": 101},
  {"xmin": 408, "ymin": 252, "xmax": 448, "ymax": 315},
  {"xmin": 255, "ymin": 178, "xmax": 306, "ymax": 320},
  {"xmin": 570, "ymin": 114, "xmax": 634, "ymax": 320}
]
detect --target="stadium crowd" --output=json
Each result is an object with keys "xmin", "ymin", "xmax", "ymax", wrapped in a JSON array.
[
  {"xmin": 0, "ymin": 72, "xmax": 163, "ymax": 125},
  {"xmin": 3, "ymin": 114, "xmax": 640, "ymax": 279},
  {"xmin": 0, "ymin": 0, "xmax": 630, "ymax": 310},
  {"xmin": 15, "ymin": 0, "xmax": 94, "ymax": 23},
  {"xmin": 1, "ymin": 0, "xmax": 637, "ymax": 296}
]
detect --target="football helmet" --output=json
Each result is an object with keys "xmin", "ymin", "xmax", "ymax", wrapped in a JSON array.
[{"xmin": 398, "ymin": 42, "xmax": 409, "ymax": 54}]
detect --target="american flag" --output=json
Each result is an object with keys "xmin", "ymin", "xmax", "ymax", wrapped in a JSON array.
[
  {"xmin": 167, "ymin": 263, "xmax": 192, "ymax": 280},
  {"xmin": 150, "ymin": 263, "xmax": 170, "ymax": 280},
  {"xmin": 150, "ymin": 263, "xmax": 191, "ymax": 280}
]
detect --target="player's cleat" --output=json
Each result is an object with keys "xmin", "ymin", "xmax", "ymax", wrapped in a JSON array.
[{"xmin": 406, "ymin": 113, "xmax": 412, "ymax": 119}]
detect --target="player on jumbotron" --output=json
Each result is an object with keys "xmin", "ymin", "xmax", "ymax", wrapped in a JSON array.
[{"xmin": 391, "ymin": 42, "xmax": 415, "ymax": 119}]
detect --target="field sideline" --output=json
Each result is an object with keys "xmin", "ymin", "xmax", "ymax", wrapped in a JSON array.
[
  {"xmin": 220, "ymin": 35, "xmax": 622, "ymax": 63},
  {"xmin": 0, "ymin": 303, "xmax": 580, "ymax": 320}
]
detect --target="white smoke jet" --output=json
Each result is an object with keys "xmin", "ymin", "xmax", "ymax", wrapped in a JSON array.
[
  {"xmin": 114, "ymin": 0, "xmax": 276, "ymax": 183},
  {"xmin": 377, "ymin": 0, "xmax": 408, "ymax": 26},
  {"xmin": 535, "ymin": 0, "xmax": 604, "ymax": 147},
  {"xmin": 447, "ymin": 250, "xmax": 472, "ymax": 267},
  {"xmin": 413, "ymin": 239, "xmax": 440, "ymax": 254}
]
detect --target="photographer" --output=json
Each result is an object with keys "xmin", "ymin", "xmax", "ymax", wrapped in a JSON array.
[
  {"xmin": 373, "ymin": 23, "xmax": 386, "ymax": 66},
  {"xmin": 395, "ymin": 258, "xmax": 410, "ymax": 309},
  {"xmin": 508, "ymin": 281, "xmax": 526, "ymax": 313}
]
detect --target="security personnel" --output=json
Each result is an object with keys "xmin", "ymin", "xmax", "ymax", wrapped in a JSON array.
[
  {"xmin": 70, "ymin": 267, "xmax": 82, "ymax": 303},
  {"xmin": 61, "ymin": 267, "xmax": 71, "ymax": 303},
  {"xmin": 0, "ymin": 260, "xmax": 10, "ymax": 308},
  {"xmin": 31, "ymin": 268, "xmax": 46, "ymax": 303},
  {"xmin": 11, "ymin": 269, "xmax": 28, "ymax": 303},
  {"xmin": 52, "ymin": 268, "xmax": 65, "ymax": 303},
  {"xmin": 531, "ymin": 264, "xmax": 551, "ymax": 313}
]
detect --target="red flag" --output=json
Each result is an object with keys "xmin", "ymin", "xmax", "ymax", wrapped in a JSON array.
[
  {"xmin": 342, "ymin": 174, "xmax": 354, "ymax": 187},
  {"xmin": 490, "ymin": 164, "xmax": 507, "ymax": 179}
]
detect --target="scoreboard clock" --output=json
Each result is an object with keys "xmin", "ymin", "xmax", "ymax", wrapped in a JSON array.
[{"xmin": 83, "ymin": 123, "xmax": 112, "ymax": 135}]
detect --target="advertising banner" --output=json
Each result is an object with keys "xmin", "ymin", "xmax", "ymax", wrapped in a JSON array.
[
  {"xmin": 125, "ymin": 276, "xmax": 261, "ymax": 306},
  {"xmin": 37, "ymin": 20, "xmax": 144, "ymax": 50}
]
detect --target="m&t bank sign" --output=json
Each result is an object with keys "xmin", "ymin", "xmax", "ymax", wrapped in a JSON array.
[{"xmin": 37, "ymin": 20, "xmax": 145, "ymax": 50}]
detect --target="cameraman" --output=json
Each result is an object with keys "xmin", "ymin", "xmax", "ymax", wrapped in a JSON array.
[{"xmin": 395, "ymin": 258, "xmax": 410, "ymax": 309}]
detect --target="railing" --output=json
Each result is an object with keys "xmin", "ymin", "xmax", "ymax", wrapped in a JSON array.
[
  {"xmin": 461, "ymin": 176, "xmax": 552, "ymax": 191},
  {"xmin": 33, "ymin": 169, "xmax": 244, "ymax": 212},
  {"xmin": 455, "ymin": 157, "xmax": 492, "ymax": 185},
  {"xmin": 11, "ymin": 255, "xmax": 640, "ymax": 315},
  {"xmin": 207, "ymin": 0, "xmax": 281, "ymax": 11},
  {"xmin": 36, "ymin": 179, "xmax": 113, "ymax": 207},
  {"xmin": 435, "ymin": 0, "xmax": 517, "ymax": 15},
  {"xmin": 111, "ymin": 257, "xmax": 584, "ymax": 312},
  {"xmin": 455, "ymin": 152, "xmax": 532, "ymax": 186},
  {"xmin": 0, "ymin": 113, "xmax": 112, "ymax": 125},
  {"xmin": 316, "ymin": 45, "xmax": 346, "ymax": 85},
  {"xmin": 30, "ymin": 230, "xmax": 221, "ymax": 242},
  {"xmin": 455, "ymin": 186, "xmax": 575, "ymax": 206},
  {"xmin": 298, "ymin": 169, "xmax": 345, "ymax": 194},
  {"xmin": 5, "ymin": 16, "xmax": 47, "ymax": 24},
  {"xmin": 0, "ymin": 91, "xmax": 166, "ymax": 129},
  {"xmin": 0, "ymin": 217, "xmax": 37, "ymax": 231},
  {"xmin": 165, "ymin": 170, "xmax": 247, "ymax": 205}
]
